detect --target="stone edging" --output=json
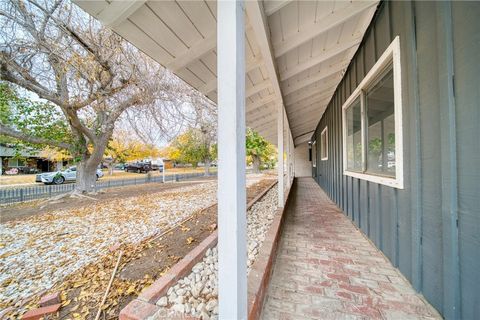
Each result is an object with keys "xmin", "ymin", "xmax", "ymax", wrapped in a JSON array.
[
  {"xmin": 119, "ymin": 179, "xmax": 282, "ymax": 320},
  {"xmin": 247, "ymin": 180, "xmax": 293, "ymax": 320}
]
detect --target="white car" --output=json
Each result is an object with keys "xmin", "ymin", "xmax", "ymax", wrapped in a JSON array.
[{"xmin": 36, "ymin": 166, "xmax": 104, "ymax": 185}]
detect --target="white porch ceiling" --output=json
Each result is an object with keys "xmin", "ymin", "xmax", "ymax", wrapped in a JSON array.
[{"xmin": 74, "ymin": 0, "xmax": 378, "ymax": 146}]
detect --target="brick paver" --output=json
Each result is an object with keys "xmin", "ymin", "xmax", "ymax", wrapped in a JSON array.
[{"xmin": 261, "ymin": 178, "xmax": 441, "ymax": 320}]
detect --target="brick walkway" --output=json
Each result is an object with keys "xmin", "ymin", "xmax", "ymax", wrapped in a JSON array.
[{"xmin": 261, "ymin": 178, "xmax": 441, "ymax": 320}]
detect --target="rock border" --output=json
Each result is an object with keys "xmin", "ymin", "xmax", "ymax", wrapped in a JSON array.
[
  {"xmin": 120, "ymin": 179, "xmax": 289, "ymax": 320},
  {"xmin": 247, "ymin": 181, "xmax": 293, "ymax": 320}
]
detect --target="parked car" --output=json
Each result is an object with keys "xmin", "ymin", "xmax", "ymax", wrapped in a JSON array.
[
  {"xmin": 114, "ymin": 163, "xmax": 126, "ymax": 170},
  {"xmin": 146, "ymin": 162, "xmax": 164, "ymax": 172},
  {"xmin": 125, "ymin": 162, "xmax": 152, "ymax": 173},
  {"xmin": 35, "ymin": 166, "xmax": 104, "ymax": 185},
  {"xmin": 141, "ymin": 158, "xmax": 164, "ymax": 172}
]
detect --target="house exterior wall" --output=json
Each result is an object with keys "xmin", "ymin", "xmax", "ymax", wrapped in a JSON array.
[
  {"xmin": 310, "ymin": 1, "xmax": 479, "ymax": 319},
  {"xmin": 294, "ymin": 142, "xmax": 311, "ymax": 177}
]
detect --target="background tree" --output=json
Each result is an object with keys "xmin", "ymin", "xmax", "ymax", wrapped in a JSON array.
[
  {"xmin": 126, "ymin": 83, "xmax": 218, "ymax": 176},
  {"xmin": 105, "ymin": 129, "xmax": 160, "ymax": 175},
  {"xmin": 0, "ymin": 0, "xmax": 185, "ymax": 193},
  {"xmin": 246, "ymin": 128, "xmax": 277, "ymax": 173},
  {"xmin": 168, "ymin": 128, "xmax": 216, "ymax": 175},
  {"xmin": 0, "ymin": 82, "xmax": 71, "ymax": 147}
]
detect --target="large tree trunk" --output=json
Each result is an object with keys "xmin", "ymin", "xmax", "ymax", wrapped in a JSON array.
[
  {"xmin": 204, "ymin": 159, "xmax": 211, "ymax": 176},
  {"xmin": 252, "ymin": 155, "xmax": 261, "ymax": 173},
  {"xmin": 75, "ymin": 161, "xmax": 98, "ymax": 194},
  {"xmin": 74, "ymin": 137, "xmax": 109, "ymax": 194}
]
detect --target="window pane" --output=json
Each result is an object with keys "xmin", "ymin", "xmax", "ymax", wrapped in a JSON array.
[
  {"xmin": 7, "ymin": 158, "xmax": 17, "ymax": 167},
  {"xmin": 321, "ymin": 128, "xmax": 327, "ymax": 160},
  {"xmin": 312, "ymin": 142, "xmax": 317, "ymax": 167},
  {"xmin": 366, "ymin": 68, "xmax": 395, "ymax": 177},
  {"xmin": 346, "ymin": 98, "xmax": 362, "ymax": 171}
]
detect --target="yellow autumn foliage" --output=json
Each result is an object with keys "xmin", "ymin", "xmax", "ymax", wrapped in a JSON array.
[{"xmin": 106, "ymin": 130, "xmax": 161, "ymax": 163}]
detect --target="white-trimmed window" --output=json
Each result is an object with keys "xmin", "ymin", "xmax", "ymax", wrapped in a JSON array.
[
  {"xmin": 342, "ymin": 36, "xmax": 403, "ymax": 189},
  {"xmin": 7, "ymin": 158, "xmax": 25, "ymax": 167},
  {"xmin": 312, "ymin": 140, "xmax": 317, "ymax": 168},
  {"xmin": 320, "ymin": 127, "xmax": 328, "ymax": 160}
]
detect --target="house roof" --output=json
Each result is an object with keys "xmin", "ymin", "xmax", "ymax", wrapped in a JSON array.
[
  {"xmin": 74, "ymin": 0, "xmax": 378, "ymax": 146},
  {"xmin": 0, "ymin": 145, "xmax": 40, "ymax": 157}
]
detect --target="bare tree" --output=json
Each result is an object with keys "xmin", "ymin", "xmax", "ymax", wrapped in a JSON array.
[
  {"xmin": 125, "ymin": 79, "xmax": 218, "ymax": 176},
  {"xmin": 132, "ymin": 83, "xmax": 217, "ymax": 172},
  {"xmin": 0, "ymin": 0, "xmax": 181, "ymax": 193}
]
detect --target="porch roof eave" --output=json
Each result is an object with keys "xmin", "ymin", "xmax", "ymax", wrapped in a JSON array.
[{"xmin": 73, "ymin": 0, "xmax": 378, "ymax": 147}]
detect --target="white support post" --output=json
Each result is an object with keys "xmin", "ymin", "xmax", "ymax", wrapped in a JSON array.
[
  {"xmin": 217, "ymin": 1, "xmax": 247, "ymax": 319},
  {"xmin": 277, "ymin": 104, "xmax": 285, "ymax": 207}
]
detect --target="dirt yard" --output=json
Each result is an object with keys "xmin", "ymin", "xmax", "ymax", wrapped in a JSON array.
[
  {"xmin": 1, "ymin": 177, "xmax": 215, "ymax": 223},
  {"xmin": 0, "ymin": 173, "xmax": 275, "ymax": 319}
]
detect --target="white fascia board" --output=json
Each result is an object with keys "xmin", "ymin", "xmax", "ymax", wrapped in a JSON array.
[
  {"xmin": 98, "ymin": 1, "xmax": 146, "ymax": 27},
  {"xmin": 245, "ymin": 1, "xmax": 290, "ymax": 130}
]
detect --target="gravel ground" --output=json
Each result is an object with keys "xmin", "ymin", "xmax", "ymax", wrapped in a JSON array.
[
  {"xmin": 154, "ymin": 187, "xmax": 278, "ymax": 319},
  {"xmin": 0, "ymin": 182, "xmax": 216, "ymax": 306}
]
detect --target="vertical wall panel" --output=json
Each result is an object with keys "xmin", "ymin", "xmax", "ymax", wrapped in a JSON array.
[
  {"xmin": 415, "ymin": 2, "xmax": 444, "ymax": 312},
  {"xmin": 364, "ymin": 27, "xmax": 376, "ymax": 73},
  {"xmin": 451, "ymin": 3, "xmax": 480, "ymax": 318},
  {"xmin": 309, "ymin": 1, "xmax": 479, "ymax": 318},
  {"xmin": 374, "ymin": 1, "xmax": 391, "ymax": 57},
  {"xmin": 359, "ymin": 180, "xmax": 368, "ymax": 233},
  {"xmin": 371, "ymin": 184, "xmax": 381, "ymax": 248},
  {"xmin": 380, "ymin": 185, "xmax": 394, "ymax": 263},
  {"xmin": 391, "ymin": 0, "xmax": 414, "ymax": 284}
]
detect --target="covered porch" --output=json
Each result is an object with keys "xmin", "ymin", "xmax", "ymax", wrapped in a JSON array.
[{"xmin": 74, "ymin": 0, "xmax": 479, "ymax": 319}]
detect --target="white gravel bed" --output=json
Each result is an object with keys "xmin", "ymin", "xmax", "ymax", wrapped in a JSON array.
[
  {"xmin": 153, "ymin": 187, "xmax": 278, "ymax": 320},
  {"xmin": 0, "ymin": 182, "xmax": 219, "ymax": 305},
  {"xmin": 0, "ymin": 175, "xmax": 268, "ymax": 307}
]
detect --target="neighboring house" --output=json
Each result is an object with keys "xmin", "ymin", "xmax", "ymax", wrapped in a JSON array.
[{"xmin": 0, "ymin": 145, "xmax": 70, "ymax": 175}]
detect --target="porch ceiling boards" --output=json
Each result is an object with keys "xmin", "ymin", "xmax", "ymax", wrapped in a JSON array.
[{"xmin": 74, "ymin": 0, "xmax": 378, "ymax": 145}]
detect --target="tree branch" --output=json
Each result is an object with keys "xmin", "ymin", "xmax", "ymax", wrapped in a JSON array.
[
  {"xmin": 0, "ymin": 51, "xmax": 65, "ymax": 106},
  {"xmin": 62, "ymin": 108, "xmax": 97, "ymax": 144},
  {"xmin": 0, "ymin": 124, "xmax": 72, "ymax": 149}
]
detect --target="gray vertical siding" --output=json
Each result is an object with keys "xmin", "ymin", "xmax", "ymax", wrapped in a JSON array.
[
  {"xmin": 451, "ymin": 3, "xmax": 480, "ymax": 319},
  {"xmin": 311, "ymin": 1, "xmax": 480, "ymax": 319}
]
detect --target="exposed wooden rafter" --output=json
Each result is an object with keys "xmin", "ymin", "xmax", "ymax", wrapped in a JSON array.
[
  {"xmin": 166, "ymin": 33, "xmax": 216, "ymax": 72},
  {"xmin": 282, "ymin": 62, "xmax": 347, "ymax": 96},
  {"xmin": 279, "ymin": 37, "xmax": 361, "ymax": 81},
  {"xmin": 272, "ymin": 1, "xmax": 376, "ymax": 57},
  {"xmin": 285, "ymin": 85, "xmax": 337, "ymax": 106},
  {"xmin": 97, "ymin": 1, "xmax": 146, "ymax": 27},
  {"xmin": 263, "ymin": 0, "xmax": 293, "ymax": 16}
]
